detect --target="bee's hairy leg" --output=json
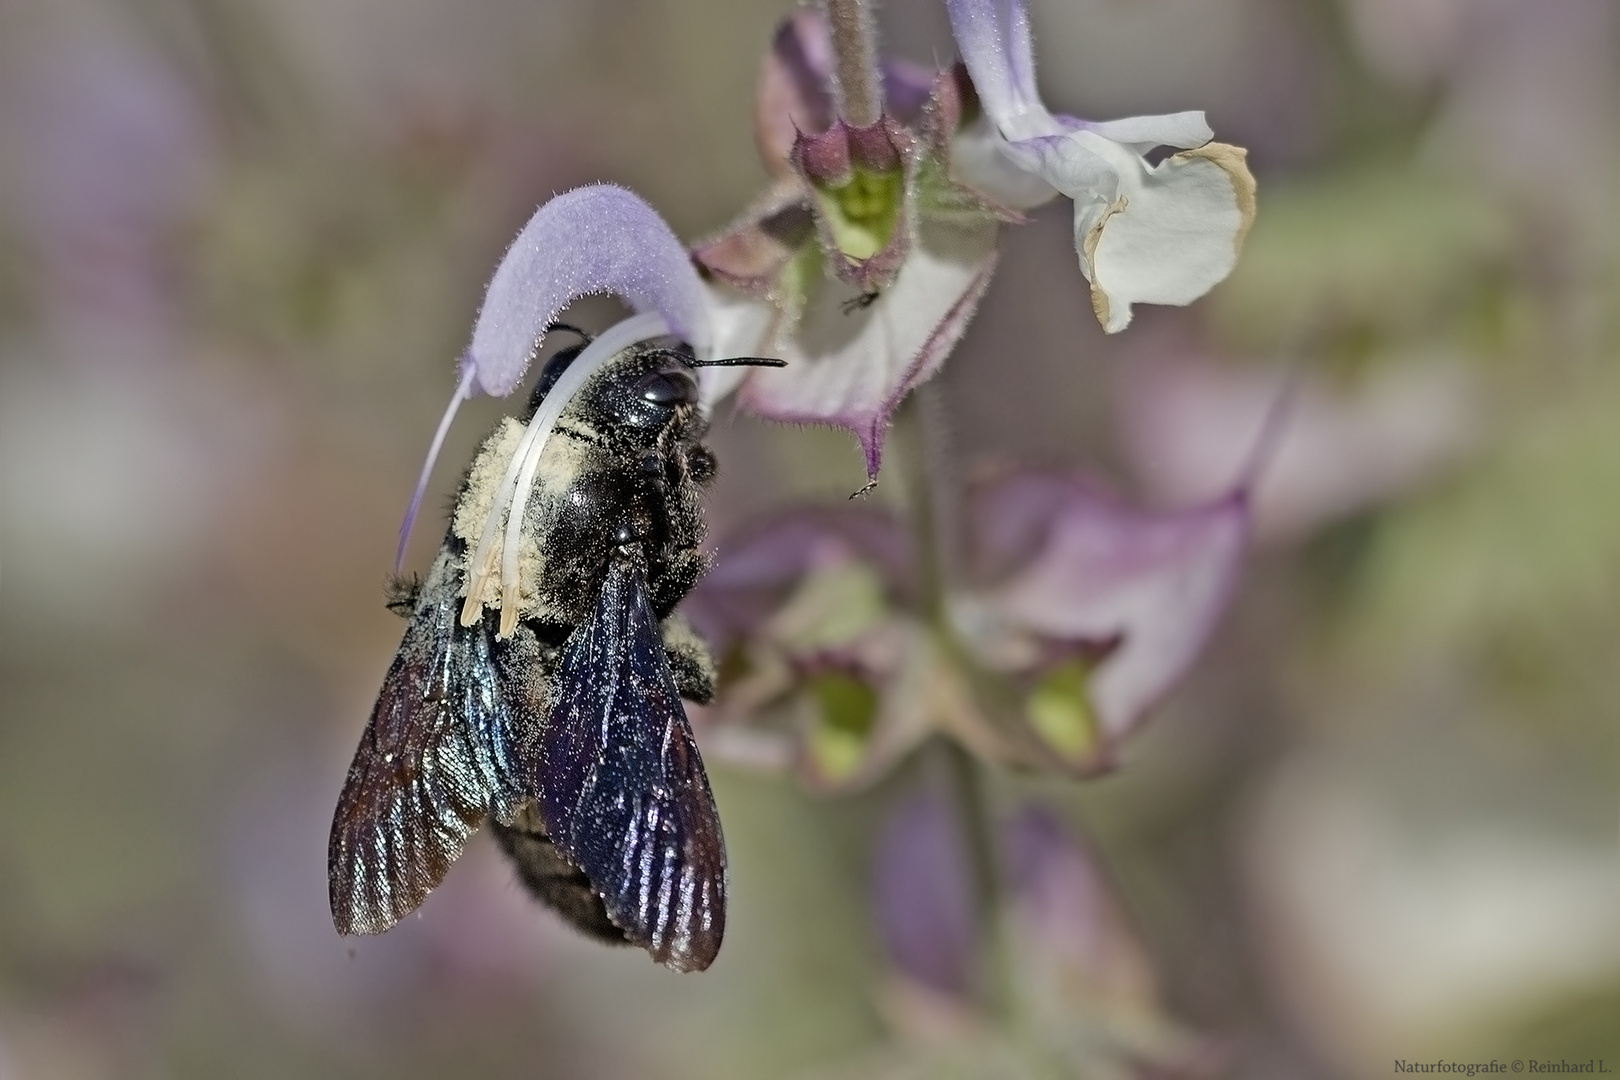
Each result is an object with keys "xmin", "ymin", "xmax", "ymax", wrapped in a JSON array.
[{"xmin": 660, "ymin": 614, "xmax": 716, "ymax": 704}]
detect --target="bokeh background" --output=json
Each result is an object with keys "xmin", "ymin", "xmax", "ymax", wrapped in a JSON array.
[{"xmin": 1, "ymin": 0, "xmax": 1617, "ymax": 1076}]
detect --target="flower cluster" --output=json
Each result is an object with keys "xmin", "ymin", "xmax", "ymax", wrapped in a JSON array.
[
  {"xmin": 398, "ymin": 0, "xmax": 1257, "ymax": 567},
  {"xmin": 388, "ymin": 0, "xmax": 1259, "ymax": 1038},
  {"xmin": 695, "ymin": 0, "xmax": 1256, "ymax": 479},
  {"xmin": 684, "ymin": 474, "xmax": 1248, "ymax": 789}
]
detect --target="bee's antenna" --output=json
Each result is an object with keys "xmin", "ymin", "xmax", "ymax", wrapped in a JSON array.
[
  {"xmin": 642, "ymin": 344, "xmax": 788, "ymax": 369},
  {"xmin": 686, "ymin": 356, "xmax": 788, "ymax": 368},
  {"xmin": 544, "ymin": 322, "xmax": 593, "ymax": 345}
]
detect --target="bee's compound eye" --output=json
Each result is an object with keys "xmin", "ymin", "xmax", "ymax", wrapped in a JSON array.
[{"xmin": 633, "ymin": 369, "xmax": 698, "ymax": 407}]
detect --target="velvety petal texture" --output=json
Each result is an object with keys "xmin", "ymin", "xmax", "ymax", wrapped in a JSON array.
[
  {"xmin": 946, "ymin": 0, "xmax": 1256, "ymax": 332},
  {"xmin": 467, "ymin": 183, "xmax": 711, "ymax": 396}
]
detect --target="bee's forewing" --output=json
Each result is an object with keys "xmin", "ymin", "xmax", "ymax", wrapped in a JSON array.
[
  {"xmin": 536, "ymin": 553, "xmax": 727, "ymax": 972},
  {"xmin": 328, "ymin": 545, "xmax": 521, "ymax": 935}
]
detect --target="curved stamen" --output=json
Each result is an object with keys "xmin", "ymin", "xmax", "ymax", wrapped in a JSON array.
[
  {"xmin": 397, "ymin": 360, "xmax": 476, "ymax": 573},
  {"xmin": 459, "ymin": 312, "xmax": 674, "ymax": 636}
]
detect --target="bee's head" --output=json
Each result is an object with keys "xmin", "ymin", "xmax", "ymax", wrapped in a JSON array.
[{"xmin": 534, "ymin": 335, "xmax": 702, "ymax": 441}]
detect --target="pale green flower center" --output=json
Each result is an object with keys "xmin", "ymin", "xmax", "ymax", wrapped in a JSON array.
[
  {"xmin": 1025, "ymin": 658, "xmax": 1101, "ymax": 763},
  {"xmin": 816, "ymin": 165, "xmax": 904, "ymax": 260}
]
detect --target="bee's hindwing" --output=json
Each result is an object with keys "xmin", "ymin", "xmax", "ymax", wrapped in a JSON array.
[
  {"xmin": 328, "ymin": 545, "xmax": 522, "ymax": 935},
  {"xmin": 535, "ymin": 551, "xmax": 727, "ymax": 972}
]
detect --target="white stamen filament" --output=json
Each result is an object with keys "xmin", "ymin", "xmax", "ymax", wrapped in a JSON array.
[
  {"xmin": 397, "ymin": 363, "xmax": 475, "ymax": 573},
  {"xmin": 460, "ymin": 311, "xmax": 673, "ymax": 637}
]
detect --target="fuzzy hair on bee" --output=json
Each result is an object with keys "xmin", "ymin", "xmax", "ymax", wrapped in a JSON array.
[{"xmin": 328, "ymin": 330, "xmax": 761, "ymax": 973}]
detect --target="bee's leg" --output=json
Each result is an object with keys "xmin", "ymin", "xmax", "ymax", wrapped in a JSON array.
[
  {"xmin": 660, "ymin": 614, "xmax": 716, "ymax": 704},
  {"xmin": 650, "ymin": 547, "xmax": 709, "ymax": 617}
]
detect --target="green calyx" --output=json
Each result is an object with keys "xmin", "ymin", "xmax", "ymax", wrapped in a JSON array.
[
  {"xmin": 806, "ymin": 670, "xmax": 880, "ymax": 782},
  {"xmin": 813, "ymin": 164, "xmax": 904, "ymax": 262},
  {"xmin": 1025, "ymin": 658, "xmax": 1102, "ymax": 765}
]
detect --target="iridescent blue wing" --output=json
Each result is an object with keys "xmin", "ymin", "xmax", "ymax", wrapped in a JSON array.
[
  {"xmin": 536, "ymin": 552, "xmax": 727, "ymax": 972},
  {"xmin": 328, "ymin": 543, "xmax": 522, "ymax": 935}
]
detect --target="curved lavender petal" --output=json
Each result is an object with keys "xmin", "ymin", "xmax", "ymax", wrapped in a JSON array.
[
  {"xmin": 946, "ymin": 0, "xmax": 1053, "ymax": 140},
  {"xmin": 466, "ymin": 183, "xmax": 711, "ymax": 397}
]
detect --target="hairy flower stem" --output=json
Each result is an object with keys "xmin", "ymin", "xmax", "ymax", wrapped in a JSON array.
[
  {"xmin": 822, "ymin": 0, "xmax": 883, "ymax": 126},
  {"xmin": 895, "ymin": 387, "xmax": 1011, "ymax": 1016},
  {"xmin": 893, "ymin": 384, "xmax": 958, "ymax": 621}
]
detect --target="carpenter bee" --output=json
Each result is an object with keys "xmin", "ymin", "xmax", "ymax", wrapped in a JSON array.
[{"xmin": 328, "ymin": 328, "xmax": 776, "ymax": 972}]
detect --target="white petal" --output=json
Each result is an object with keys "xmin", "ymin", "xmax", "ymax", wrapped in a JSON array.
[
  {"xmin": 742, "ymin": 217, "xmax": 1000, "ymax": 476},
  {"xmin": 1069, "ymin": 110, "xmax": 1213, "ymax": 153},
  {"xmin": 1074, "ymin": 139, "xmax": 1256, "ymax": 333},
  {"xmin": 696, "ymin": 282, "xmax": 777, "ymax": 409},
  {"xmin": 951, "ymin": 115, "xmax": 1060, "ymax": 212}
]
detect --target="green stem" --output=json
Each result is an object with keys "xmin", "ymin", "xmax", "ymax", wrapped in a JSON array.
[
  {"xmin": 892, "ymin": 386, "xmax": 1010, "ymax": 1017},
  {"xmin": 942, "ymin": 738, "xmax": 1010, "ymax": 1016}
]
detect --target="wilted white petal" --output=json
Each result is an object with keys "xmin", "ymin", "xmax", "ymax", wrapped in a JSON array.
[{"xmin": 1043, "ymin": 134, "xmax": 1255, "ymax": 333}]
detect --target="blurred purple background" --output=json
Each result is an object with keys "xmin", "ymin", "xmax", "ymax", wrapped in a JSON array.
[{"xmin": 1, "ymin": 0, "xmax": 1616, "ymax": 1076}]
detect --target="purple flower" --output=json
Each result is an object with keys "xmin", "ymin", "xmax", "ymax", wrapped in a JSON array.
[
  {"xmin": 687, "ymin": 470, "xmax": 1249, "ymax": 785},
  {"xmin": 953, "ymin": 472, "xmax": 1250, "ymax": 771},
  {"xmin": 946, "ymin": 0, "xmax": 1257, "ymax": 332},
  {"xmin": 694, "ymin": 10, "xmax": 1011, "ymax": 482},
  {"xmin": 871, "ymin": 790, "xmax": 979, "ymax": 1002},
  {"xmin": 867, "ymin": 794, "xmax": 1222, "ymax": 1072},
  {"xmin": 1117, "ymin": 349, "xmax": 1478, "ymax": 543}
]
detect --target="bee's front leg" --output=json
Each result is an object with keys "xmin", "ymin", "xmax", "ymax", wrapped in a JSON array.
[{"xmin": 659, "ymin": 614, "xmax": 716, "ymax": 704}]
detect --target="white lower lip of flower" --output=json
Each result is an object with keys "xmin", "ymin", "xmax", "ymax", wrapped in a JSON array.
[{"xmin": 461, "ymin": 310, "xmax": 672, "ymax": 637}]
